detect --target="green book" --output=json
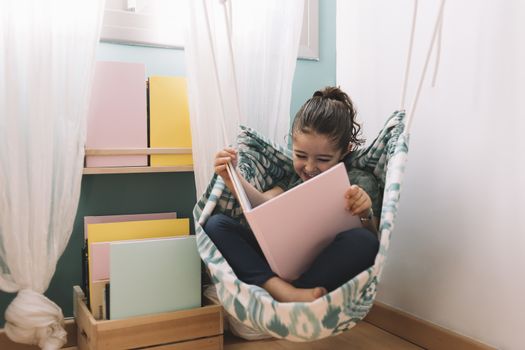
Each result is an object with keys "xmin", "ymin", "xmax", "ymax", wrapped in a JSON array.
[{"xmin": 109, "ymin": 236, "xmax": 201, "ymax": 319}]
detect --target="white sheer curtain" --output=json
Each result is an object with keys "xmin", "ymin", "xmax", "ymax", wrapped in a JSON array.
[
  {"xmin": 232, "ymin": 1, "xmax": 304, "ymax": 145},
  {"xmin": 185, "ymin": 0, "xmax": 304, "ymax": 197},
  {"xmin": 0, "ymin": 1, "xmax": 104, "ymax": 349}
]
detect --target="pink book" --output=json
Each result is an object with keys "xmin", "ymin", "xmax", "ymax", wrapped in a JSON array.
[
  {"xmin": 86, "ymin": 61, "xmax": 147, "ymax": 167},
  {"xmin": 90, "ymin": 242, "xmax": 110, "ymax": 282},
  {"xmin": 227, "ymin": 162, "xmax": 361, "ymax": 281},
  {"xmin": 90, "ymin": 236, "xmax": 181, "ymax": 283}
]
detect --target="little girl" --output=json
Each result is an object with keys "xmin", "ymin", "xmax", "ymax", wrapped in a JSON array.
[{"xmin": 204, "ymin": 87, "xmax": 380, "ymax": 302}]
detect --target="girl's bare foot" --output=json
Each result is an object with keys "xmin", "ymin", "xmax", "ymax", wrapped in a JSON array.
[{"xmin": 262, "ymin": 277, "xmax": 327, "ymax": 302}]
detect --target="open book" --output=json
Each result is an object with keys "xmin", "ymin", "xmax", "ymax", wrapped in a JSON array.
[{"xmin": 226, "ymin": 162, "xmax": 362, "ymax": 281}]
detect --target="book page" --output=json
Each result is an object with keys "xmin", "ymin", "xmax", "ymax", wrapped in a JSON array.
[{"xmin": 226, "ymin": 162, "xmax": 252, "ymax": 211}]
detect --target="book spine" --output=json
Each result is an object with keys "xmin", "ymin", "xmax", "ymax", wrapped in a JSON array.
[
  {"xmin": 81, "ymin": 239, "xmax": 90, "ymax": 309},
  {"xmin": 104, "ymin": 282, "xmax": 110, "ymax": 320}
]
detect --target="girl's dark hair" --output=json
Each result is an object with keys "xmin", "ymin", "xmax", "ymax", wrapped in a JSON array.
[{"xmin": 291, "ymin": 86, "xmax": 364, "ymax": 152}]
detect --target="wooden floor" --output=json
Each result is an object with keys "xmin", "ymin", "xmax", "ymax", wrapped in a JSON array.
[
  {"xmin": 61, "ymin": 320, "xmax": 421, "ymax": 350},
  {"xmin": 224, "ymin": 321, "xmax": 423, "ymax": 350}
]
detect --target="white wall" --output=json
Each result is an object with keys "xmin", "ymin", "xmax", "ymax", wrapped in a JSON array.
[{"xmin": 337, "ymin": 1, "xmax": 525, "ymax": 349}]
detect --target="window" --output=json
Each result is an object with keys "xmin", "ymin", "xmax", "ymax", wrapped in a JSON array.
[{"xmin": 100, "ymin": 0, "xmax": 319, "ymax": 60}]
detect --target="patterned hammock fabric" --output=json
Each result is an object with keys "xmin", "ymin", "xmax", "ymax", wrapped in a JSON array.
[{"xmin": 193, "ymin": 110, "xmax": 409, "ymax": 341}]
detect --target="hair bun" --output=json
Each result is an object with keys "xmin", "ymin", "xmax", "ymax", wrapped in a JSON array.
[
  {"xmin": 293, "ymin": 85, "xmax": 364, "ymax": 152},
  {"xmin": 313, "ymin": 86, "xmax": 342, "ymax": 99},
  {"xmin": 312, "ymin": 86, "xmax": 351, "ymax": 106}
]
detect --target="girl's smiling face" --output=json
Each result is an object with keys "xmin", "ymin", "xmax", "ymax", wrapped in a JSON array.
[{"xmin": 292, "ymin": 131, "xmax": 348, "ymax": 181}]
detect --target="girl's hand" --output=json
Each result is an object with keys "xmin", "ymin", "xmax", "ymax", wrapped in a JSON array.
[
  {"xmin": 214, "ymin": 147, "xmax": 237, "ymax": 183},
  {"xmin": 345, "ymin": 185, "xmax": 372, "ymax": 218}
]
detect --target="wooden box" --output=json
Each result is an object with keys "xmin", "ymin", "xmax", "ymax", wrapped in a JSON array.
[{"xmin": 73, "ymin": 286, "xmax": 223, "ymax": 349}]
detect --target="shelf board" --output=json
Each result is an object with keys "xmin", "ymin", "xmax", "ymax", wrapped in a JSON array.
[
  {"xmin": 83, "ymin": 148, "xmax": 193, "ymax": 174},
  {"xmin": 83, "ymin": 165, "xmax": 193, "ymax": 175},
  {"xmin": 85, "ymin": 147, "xmax": 192, "ymax": 156}
]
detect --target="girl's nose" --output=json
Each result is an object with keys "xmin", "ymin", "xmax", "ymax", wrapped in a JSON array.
[{"xmin": 305, "ymin": 160, "xmax": 317, "ymax": 172}]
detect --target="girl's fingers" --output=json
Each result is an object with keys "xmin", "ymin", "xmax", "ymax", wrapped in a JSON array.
[
  {"xmin": 345, "ymin": 185, "xmax": 358, "ymax": 198},
  {"xmin": 354, "ymin": 204, "xmax": 370, "ymax": 216},
  {"xmin": 214, "ymin": 156, "xmax": 234, "ymax": 166},
  {"xmin": 218, "ymin": 148, "xmax": 237, "ymax": 158},
  {"xmin": 350, "ymin": 197, "xmax": 368, "ymax": 214},
  {"xmin": 213, "ymin": 148, "xmax": 237, "ymax": 178},
  {"xmin": 215, "ymin": 148, "xmax": 237, "ymax": 167},
  {"xmin": 345, "ymin": 185, "xmax": 365, "ymax": 200},
  {"xmin": 215, "ymin": 164, "xmax": 227, "ymax": 172},
  {"xmin": 215, "ymin": 153, "xmax": 233, "ymax": 161},
  {"xmin": 345, "ymin": 186, "xmax": 363, "ymax": 204},
  {"xmin": 345, "ymin": 185, "xmax": 372, "ymax": 215}
]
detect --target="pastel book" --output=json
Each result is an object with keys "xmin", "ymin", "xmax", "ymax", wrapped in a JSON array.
[
  {"xmin": 227, "ymin": 162, "xmax": 362, "ymax": 281},
  {"xmin": 89, "ymin": 280, "xmax": 108, "ymax": 321},
  {"xmin": 83, "ymin": 212, "xmax": 178, "ymax": 239},
  {"xmin": 86, "ymin": 61, "xmax": 148, "ymax": 167},
  {"xmin": 149, "ymin": 76, "xmax": 193, "ymax": 166},
  {"xmin": 83, "ymin": 212, "xmax": 177, "ymax": 318},
  {"xmin": 109, "ymin": 236, "xmax": 201, "ymax": 320},
  {"xmin": 86, "ymin": 217, "xmax": 190, "ymax": 318}
]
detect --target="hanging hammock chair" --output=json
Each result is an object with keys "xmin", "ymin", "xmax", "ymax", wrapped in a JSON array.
[
  {"xmin": 191, "ymin": 0, "xmax": 445, "ymax": 342},
  {"xmin": 193, "ymin": 110, "xmax": 408, "ymax": 341}
]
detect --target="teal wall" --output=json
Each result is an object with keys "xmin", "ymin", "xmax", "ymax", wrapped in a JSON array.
[
  {"xmin": 291, "ymin": 0, "xmax": 336, "ymax": 122},
  {"xmin": 0, "ymin": 0, "xmax": 335, "ymax": 327}
]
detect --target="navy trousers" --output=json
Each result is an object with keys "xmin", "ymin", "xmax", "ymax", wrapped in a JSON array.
[{"xmin": 204, "ymin": 213, "xmax": 379, "ymax": 292}]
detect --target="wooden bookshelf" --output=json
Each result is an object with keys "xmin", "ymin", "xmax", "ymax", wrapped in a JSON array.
[{"xmin": 83, "ymin": 148, "xmax": 193, "ymax": 175}]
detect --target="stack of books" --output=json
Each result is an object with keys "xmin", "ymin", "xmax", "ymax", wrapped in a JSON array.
[
  {"xmin": 85, "ymin": 61, "xmax": 193, "ymax": 168},
  {"xmin": 82, "ymin": 212, "xmax": 201, "ymax": 320}
]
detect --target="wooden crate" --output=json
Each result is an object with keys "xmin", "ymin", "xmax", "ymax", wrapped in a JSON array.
[{"xmin": 73, "ymin": 286, "xmax": 223, "ymax": 350}]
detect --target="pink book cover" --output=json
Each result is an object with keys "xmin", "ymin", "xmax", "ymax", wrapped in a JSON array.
[
  {"xmin": 228, "ymin": 162, "xmax": 361, "ymax": 281},
  {"xmin": 85, "ymin": 212, "xmax": 177, "ymax": 282},
  {"xmin": 90, "ymin": 242, "xmax": 110, "ymax": 282},
  {"xmin": 86, "ymin": 61, "xmax": 147, "ymax": 167}
]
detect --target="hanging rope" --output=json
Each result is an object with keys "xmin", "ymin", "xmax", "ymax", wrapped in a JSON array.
[
  {"xmin": 400, "ymin": 0, "xmax": 444, "ymax": 108},
  {"xmin": 400, "ymin": 0, "xmax": 418, "ymax": 110},
  {"xmin": 405, "ymin": 0, "xmax": 446, "ymax": 133},
  {"xmin": 431, "ymin": 13, "xmax": 444, "ymax": 87}
]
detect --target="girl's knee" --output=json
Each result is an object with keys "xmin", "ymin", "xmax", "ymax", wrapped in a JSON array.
[
  {"xmin": 337, "ymin": 229, "xmax": 379, "ymax": 254},
  {"xmin": 203, "ymin": 214, "xmax": 229, "ymax": 238},
  {"xmin": 204, "ymin": 213, "xmax": 245, "ymax": 241}
]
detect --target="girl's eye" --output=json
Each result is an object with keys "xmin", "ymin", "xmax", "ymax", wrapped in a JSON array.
[
  {"xmin": 318, "ymin": 158, "xmax": 331, "ymax": 162},
  {"xmin": 294, "ymin": 154, "xmax": 307, "ymax": 159}
]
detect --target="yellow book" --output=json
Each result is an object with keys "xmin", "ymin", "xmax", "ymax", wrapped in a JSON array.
[
  {"xmin": 87, "ymin": 218, "xmax": 189, "ymax": 243},
  {"xmin": 149, "ymin": 76, "xmax": 193, "ymax": 166},
  {"xmin": 90, "ymin": 280, "xmax": 108, "ymax": 320},
  {"xmin": 86, "ymin": 218, "xmax": 190, "ymax": 314}
]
